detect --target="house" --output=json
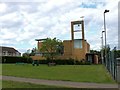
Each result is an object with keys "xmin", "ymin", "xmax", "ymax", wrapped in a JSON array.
[
  {"xmin": 0, "ymin": 46, "xmax": 21, "ymax": 56},
  {"xmin": 31, "ymin": 20, "xmax": 90, "ymax": 61}
]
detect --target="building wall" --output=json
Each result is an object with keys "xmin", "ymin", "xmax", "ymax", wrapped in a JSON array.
[
  {"xmin": 74, "ymin": 39, "xmax": 89, "ymax": 60},
  {"xmin": 73, "ymin": 48, "xmax": 85, "ymax": 60},
  {"xmin": 62, "ymin": 39, "xmax": 90, "ymax": 60},
  {"xmin": 34, "ymin": 39, "xmax": 90, "ymax": 61},
  {"xmin": 0, "ymin": 51, "xmax": 21, "ymax": 57},
  {"xmin": 87, "ymin": 43, "xmax": 90, "ymax": 53},
  {"xmin": 3, "ymin": 52, "xmax": 20, "ymax": 56},
  {"xmin": 38, "ymin": 41, "xmax": 43, "ymax": 51},
  {"xmin": 33, "ymin": 39, "xmax": 90, "ymax": 61},
  {"xmin": 84, "ymin": 41, "xmax": 90, "ymax": 54},
  {"xmin": 63, "ymin": 40, "xmax": 72, "ymax": 56}
]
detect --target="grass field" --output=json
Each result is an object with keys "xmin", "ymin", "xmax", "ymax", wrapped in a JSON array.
[
  {"xmin": 0, "ymin": 64, "xmax": 2, "ymax": 75},
  {"xmin": 2, "ymin": 80, "xmax": 64, "ymax": 88},
  {"xmin": 2, "ymin": 64, "xmax": 116, "ymax": 84}
]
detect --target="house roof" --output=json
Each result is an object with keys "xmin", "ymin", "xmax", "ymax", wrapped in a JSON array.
[{"xmin": 0, "ymin": 46, "xmax": 21, "ymax": 54}]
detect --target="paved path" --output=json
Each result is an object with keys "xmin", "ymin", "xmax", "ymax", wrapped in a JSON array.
[{"xmin": 1, "ymin": 75, "xmax": 119, "ymax": 89}]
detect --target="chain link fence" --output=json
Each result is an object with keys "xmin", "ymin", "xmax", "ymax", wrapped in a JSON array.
[{"xmin": 103, "ymin": 48, "xmax": 120, "ymax": 83}]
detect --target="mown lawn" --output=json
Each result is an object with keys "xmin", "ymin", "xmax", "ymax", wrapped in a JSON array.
[
  {"xmin": 2, "ymin": 64, "xmax": 116, "ymax": 83},
  {"xmin": 0, "ymin": 64, "xmax": 2, "ymax": 75}
]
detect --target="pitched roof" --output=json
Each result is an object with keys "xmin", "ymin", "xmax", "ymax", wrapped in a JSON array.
[{"xmin": 0, "ymin": 46, "xmax": 20, "ymax": 54}]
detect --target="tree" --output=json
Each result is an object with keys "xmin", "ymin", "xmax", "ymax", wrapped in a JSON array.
[
  {"xmin": 40, "ymin": 38, "xmax": 63, "ymax": 62},
  {"xmin": 30, "ymin": 47, "xmax": 37, "ymax": 56},
  {"xmin": 22, "ymin": 49, "xmax": 31, "ymax": 58},
  {"xmin": 23, "ymin": 48, "xmax": 37, "ymax": 57},
  {"xmin": 115, "ymin": 50, "xmax": 120, "ymax": 58},
  {"xmin": 90, "ymin": 50, "xmax": 100, "ymax": 54},
  {"xmin": 22, "ymin": 49, "xmax": 32, "ymax": 63},
  {"xmin": 101, "ymin": 45, "xmax": 111, "ymax": 57}
]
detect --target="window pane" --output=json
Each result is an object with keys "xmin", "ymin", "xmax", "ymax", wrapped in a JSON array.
[{"xmin": 74, "ymin": 40, "xmax": 82, "ymax": 48}]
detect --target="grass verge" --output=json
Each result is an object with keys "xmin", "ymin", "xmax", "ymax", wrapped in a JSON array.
[{"xmin": 2, "ymin": 64, "xmax": 116, "ymax": 83}]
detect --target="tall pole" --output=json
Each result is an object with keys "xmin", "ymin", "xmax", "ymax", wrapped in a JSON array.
[
  {"xmin": 104, "ymin": 11, "xmax": 107, "ymax": 67},
  {"xmin": 101, "ymin": 31, "xmax": 104, "ymax": 64},
  {"xmin": 101, "ymin": 36, "xmax": 103, "ymax": 64},
  {"xmin": 104, "ymin": 9, "xmax": 109, "ymax": 68}
]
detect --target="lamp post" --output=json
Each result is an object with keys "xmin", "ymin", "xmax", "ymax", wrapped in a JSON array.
[
  {"xmin": 101, "ymin": 31, "xmax": 105, "ymax": 64},
  {"xmin": 104, "ymin": 9, "xmax": 109, "ymax": 67}
]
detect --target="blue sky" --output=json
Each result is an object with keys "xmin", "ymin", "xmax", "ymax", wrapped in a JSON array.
[{"xmin": 0, "ymin": 0, "xmax": 119, "ymax": 54}]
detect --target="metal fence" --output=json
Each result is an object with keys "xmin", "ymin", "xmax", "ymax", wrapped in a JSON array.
[
  {"xmin": 116, "ymin": 58, "xmax": 120, "ymax": 83},
  {"xmin": 103, "ymin": 48, "xmax": 120, "ymax": 82}
]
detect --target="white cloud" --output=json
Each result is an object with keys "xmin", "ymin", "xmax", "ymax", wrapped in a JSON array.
[
  {"xmin": 0, "ymin": 12, "xmax": 18, "ymax": 21},
  {"xmin": 0, "ymin": 1, "xmax": 119, "ymax": 53},
  {"xmin": 0, "ymin": 3, "xmax": 7, "ymax": 12},
  {"xmin": 0, "ymin": 28, "xmax": 17, "ymax": 40}
]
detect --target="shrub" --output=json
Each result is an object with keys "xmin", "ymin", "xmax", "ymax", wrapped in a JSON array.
[
  {"xmin": 75, "ymin": 60, "xmax": 91, "ymax": 65},
  {"xmin": 2, "ymin": 56, "xmax": 91, "ymax": 65},
  {"xmin": 38, "ymin": 59, "xmax": 91, "ymax": 65},
  {"xmin": 2, "ymin": 56, "xmax": 32, "ymax": 64}
]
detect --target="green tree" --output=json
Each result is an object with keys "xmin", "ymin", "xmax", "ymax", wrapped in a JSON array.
[
  {"xmin": 115, "ymin": 50, "xmax": 120, "ymax": 58},
  {"xmin": 22, "ymin": 49, "xmax": 32, "ymax": 63},
  {"xmin": 30, "ymin": 47, "xmax": 37, "ymax": 56},
  {"xmin": 90, "ymin": 50, "xmax": 100, "ymax": 54},
  {"xmin": 22, "ymin": 49, "xmax": 31, "ymax": 58},
  {"xmin": 23, "ymin": 48, "xmax": 37, "ymax": 57},
  {"xmin": 100, "ymin": 45, "xmax": 110, "ymax": 57},
  {"xmin": 40, "ymin": 38, "xmax": 63, "ymax": 62}
]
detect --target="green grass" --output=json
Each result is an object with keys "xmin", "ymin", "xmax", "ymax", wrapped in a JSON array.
[
  {"xmin": 2, "ymin": 64, "xmax": 116, "ymax": 83},
  {"xmin": 2, "ymin": 80, "xmax": 64, "ymax": 88},
  {"xmin": 0, "ymin": 80, "xmax": 1, "ymax": 89},
  {"xmin": 0, "ymin": 64, "xmax": 2, "ymax": 75}
]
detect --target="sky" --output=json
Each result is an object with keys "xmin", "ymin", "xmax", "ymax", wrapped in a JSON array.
[{"xmin": 0, "ymin": 0, "xmax": 119, "ymax": 54}]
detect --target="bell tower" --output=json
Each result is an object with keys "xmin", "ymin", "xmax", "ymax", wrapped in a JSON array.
[
  {"xmin": 70, "ymin": 20, "xmax": 86, "ymax": 60},
  {"xmin": 71, "ymin": 20, "xmax": 84, "ymax": 40}
]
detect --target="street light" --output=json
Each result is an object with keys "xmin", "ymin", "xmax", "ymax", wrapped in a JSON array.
[
  {"xmin": 101, "ymin": 31, "xmax": 105, "ymax": 64},
  {"xmin": 104, "ymin": 9, "xmax": 109, "ymax": 67}
]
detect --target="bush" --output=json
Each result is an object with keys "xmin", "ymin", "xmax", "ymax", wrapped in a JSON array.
[
  {"xmin": 2, "ymin": 56, "xmax": 32, "ymax": 64},
  {"xmin": 38, "ymin": 59, "xmax": 74, "ymax": 65},
  {"xmin": 38, "ymin": 59, "xmax": 91, "ymax": 65},
  {"xmin": 75, "ymin": 61, "xmax": 91, "ymax": 65},
  {"xmin": 1, "ymin": 56, "xmax": 91, "ymax": 65},
  {"xmin": 54, "ymin": 59, "xmax": 74, "ymax": 65}
]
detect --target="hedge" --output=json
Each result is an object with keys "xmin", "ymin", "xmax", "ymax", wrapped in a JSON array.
[
  {"xmin": 38, "ymin": 59, "xmax": 91, "ymax": 65},
  {"xmin": 1, "ymin": 56, "xmax": 91, "ymax": 65},
  {"xmin": 38, "ymin": 59, "xmax": 74, "ymax": 65},
  {"xmin": 2, "ymin": 56, "xmax": 32, "ymax": 63}
]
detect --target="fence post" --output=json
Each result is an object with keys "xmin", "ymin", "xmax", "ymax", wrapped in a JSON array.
[
  {"xmin": 114, "ymin": 50, "xmax": 116, "ymax": 80},
  {"xmin": 116, "ymin": 58, "xmax": 120, "ymax": 83},
  {"xmin": 111, "ymin": 50, "xmax": 115, "ymax": 79}
]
